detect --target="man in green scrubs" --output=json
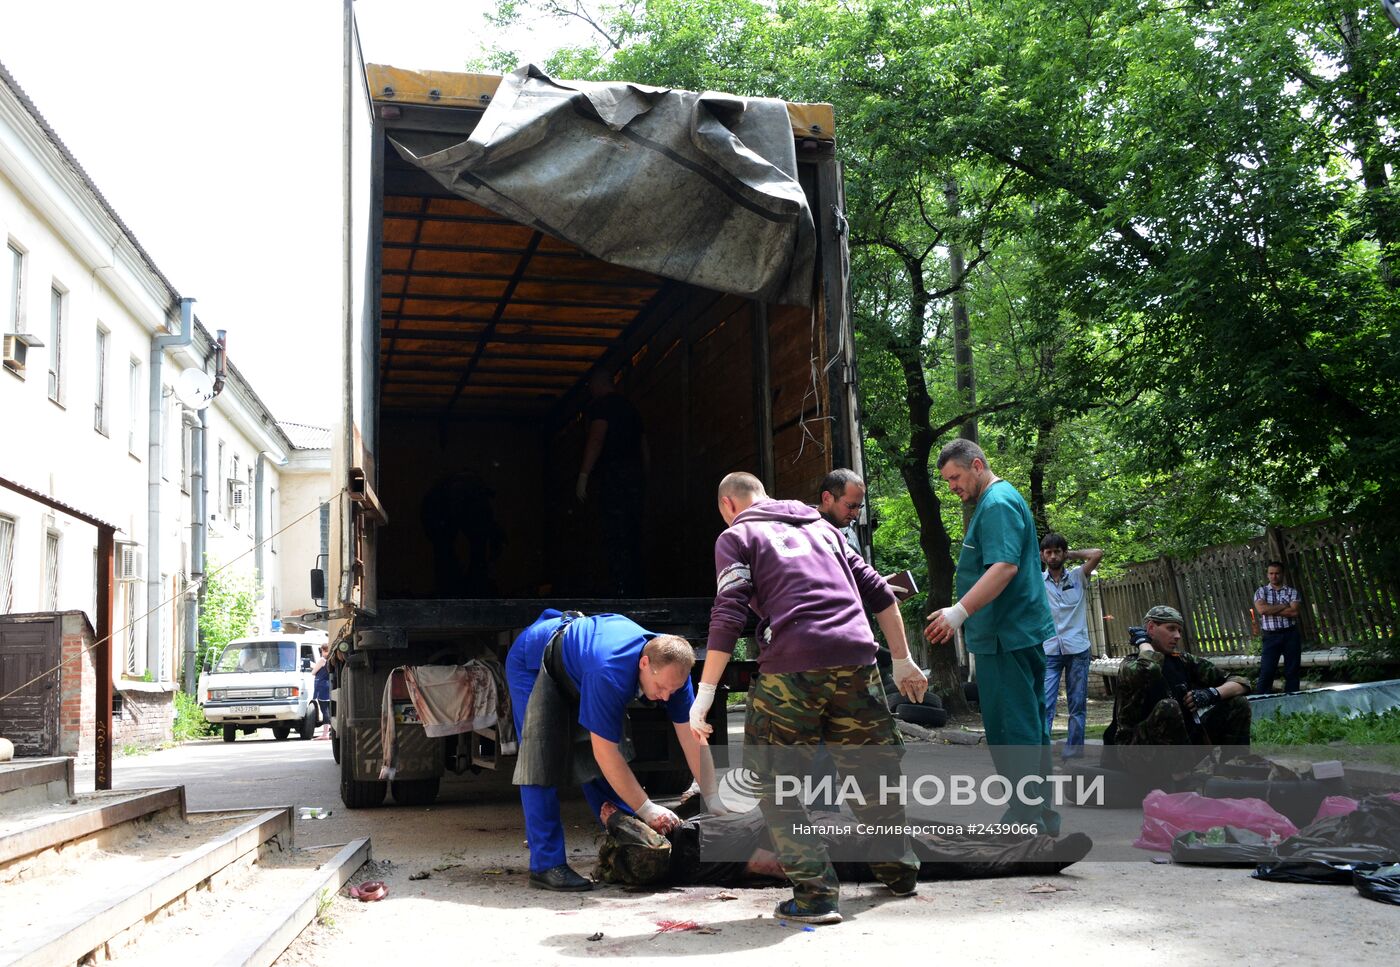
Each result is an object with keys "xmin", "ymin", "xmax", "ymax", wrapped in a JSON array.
[{"xmin": 924, "ymin": 439, "xmax": 1059, "ymax": 835}]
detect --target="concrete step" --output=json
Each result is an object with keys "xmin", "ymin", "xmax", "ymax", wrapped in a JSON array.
[
  {"xmin": 0, "ymin": 789, "xmax": 368, "ymax": 967},
  {"xmin": 0, "ymin": 757, "xmax": 74, "ymax": 813}
]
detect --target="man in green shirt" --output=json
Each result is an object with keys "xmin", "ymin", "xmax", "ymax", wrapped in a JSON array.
[{"xmin": 924, "ymin": 439, "xmax": 1059, "ymax": 835}]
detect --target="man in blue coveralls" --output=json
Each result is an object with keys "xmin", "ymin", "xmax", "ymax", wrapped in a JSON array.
[{"xmin": 506, "ymin": 609, "xmax": 712, "ymax": 891}]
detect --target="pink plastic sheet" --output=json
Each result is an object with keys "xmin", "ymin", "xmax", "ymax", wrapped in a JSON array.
[
  {"xmin": 1310, "ymin": 792, "xmax": 1400, "ymax": 825},
  {"xmin": 1134, "ymin": 790, "xmax": 1299, "ymax": 852}
]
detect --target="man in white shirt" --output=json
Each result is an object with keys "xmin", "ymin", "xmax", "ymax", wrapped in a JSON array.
[{"xmin": 1040, "ymin": 533, "xmax": 1103, "ymax": 760}]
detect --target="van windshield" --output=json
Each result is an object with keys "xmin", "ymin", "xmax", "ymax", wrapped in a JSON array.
[{"xmin": 215, "ymin": 641, "xmax": 297, "ymax": 673}]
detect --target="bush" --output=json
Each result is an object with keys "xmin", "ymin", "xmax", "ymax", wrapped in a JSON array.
[
  {"xmin": 1251, "ymin": 708, "xmax": 1400, "ymax": 745},
  {"xmin": 173, "ymin": 689, "xmax": 218, "ymax": 741}
]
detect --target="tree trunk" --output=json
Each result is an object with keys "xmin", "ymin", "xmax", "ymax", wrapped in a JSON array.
[
  {"xmin": 946, "ymin": 180, "xmax": 979, "ymax": 442},
  {"xmin": 1029, "ymin": 415, "xmax": 1055, "ymax": 536}
]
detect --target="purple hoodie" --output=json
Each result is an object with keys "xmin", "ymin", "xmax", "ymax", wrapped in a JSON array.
[{"xmin": 707, "ymin": 499, "xmax": 897, "ymax": 673}]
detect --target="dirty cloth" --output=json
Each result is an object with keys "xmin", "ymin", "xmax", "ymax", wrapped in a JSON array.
[
  {"xmin": 389, "ymin": 64, "xmax": 816, "ymax": 306},
  {"xmin": 379, "ymin": 659, "xmax": 515, "ymax": 781}
]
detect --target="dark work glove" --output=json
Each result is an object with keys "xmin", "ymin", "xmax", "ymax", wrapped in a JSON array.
[
  {"xmin": 1128, "ymin": 626, "xmax": 1150, "ymax": 649},
  {"xmin": 1188, "ymin": 687, "xmax": 1221, "ymax": 712}
]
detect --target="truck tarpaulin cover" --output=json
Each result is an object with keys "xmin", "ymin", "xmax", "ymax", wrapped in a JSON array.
[{"xmin": 389, "ymin": 65, "xmax": 817, "ymax": 306}]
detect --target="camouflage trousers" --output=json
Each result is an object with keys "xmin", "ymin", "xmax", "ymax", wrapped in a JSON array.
[
  {"xmin": 1116, "ymin": 696, "xmax": 1253, "ymax": 777},
  {"xmin": 744, "ymin": 663, "xmax": 919, "ymax": 905}
]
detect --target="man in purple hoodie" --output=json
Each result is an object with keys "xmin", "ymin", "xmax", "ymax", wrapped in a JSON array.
[{"xmin": 688, "ymin": 472, "xmax": 929, "ymax": 925}]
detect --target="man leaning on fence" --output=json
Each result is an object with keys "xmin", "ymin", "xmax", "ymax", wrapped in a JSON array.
[{"xmin": 1254, "ymin": 561, "xmax": 1303, "ymax": 694}]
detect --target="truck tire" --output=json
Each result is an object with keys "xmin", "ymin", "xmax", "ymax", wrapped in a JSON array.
[
  {"xmin": 340, "ymin": 743, "xmax": 387, "ymax": 809},
  {"xmin": 391, "ymin": 777, "xmax": 441, "ymax": 807},
  {"xmin": 298, "ymin": 707, "xmax": 317, "ymax": 740},
  {"xmin": 223, "ymin": 725, "xmax": 237, "ymax": 743},
  {"xmin": 330, "ymin": 733, "xmax": 341, "ymax": 764},
  {"xmin": 272, "ymin": 724, "xmax": 292, "ymax": 741},
  {"xmin": 895, "ymin": 703, "xmax": 948, "ymax": 728}
]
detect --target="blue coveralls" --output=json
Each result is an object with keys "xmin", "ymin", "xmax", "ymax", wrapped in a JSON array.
[{"xmin": 505, "ymin": 610, "xmax": 692, "ymax": 873}]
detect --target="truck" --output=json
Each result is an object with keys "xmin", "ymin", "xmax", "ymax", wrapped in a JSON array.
[
  {"xmin": 198, "ymin": 631, "xmax": 328, "ymax": 742},
  {"xmin": 316, "ymin": 30, "xmax": 868, "ymax": 809}
]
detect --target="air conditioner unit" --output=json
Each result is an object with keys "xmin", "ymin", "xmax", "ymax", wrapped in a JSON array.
[
  {"xmin": 117, "ymin": 544, "xmax": 143, "ymax": 581},
  {"xmin": 2, "ymin": 333, "xmax": 43, "ymax": 374},
  {"xmin": 229, "ymin": 479, "xmax": 247, "ymax": 508}
]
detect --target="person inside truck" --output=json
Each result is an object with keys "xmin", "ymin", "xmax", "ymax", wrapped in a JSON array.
[
  {"xmin": 575, "ymin": 368, "xmax": 647, "ymax": 596},
  {"xmin": 506, "ymin": 609, "xmax": 714, "ymax": 893}
]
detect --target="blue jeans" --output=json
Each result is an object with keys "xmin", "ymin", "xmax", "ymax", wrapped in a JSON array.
[{"xmin": 1043, "ymin": 651, "xmax": 1090, "ymax": 757}]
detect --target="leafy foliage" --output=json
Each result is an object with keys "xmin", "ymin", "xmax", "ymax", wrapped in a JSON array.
[
  {"xmin": 1252, "ymin": 708, "xmax": 1400, "ymax": 746},
  {"xmin": 196, "ymin": 565, "xmax": 259, "ymax": 674},
  {"xmin": 172, "ymin": 689, "xmax": 217, "ymax": 741},
  {"xmin": 482, "ymin": 0, "xmax": 1399, "ymax": 615}
]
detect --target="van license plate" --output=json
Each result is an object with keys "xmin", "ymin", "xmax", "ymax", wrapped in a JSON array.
[
  {"xmin": 228, "ymin": 705, "xmax": 261, "ymax": 714},
  {"xmin": 393, "ymin": 701, "xmax": 420, "ymax": 725}
]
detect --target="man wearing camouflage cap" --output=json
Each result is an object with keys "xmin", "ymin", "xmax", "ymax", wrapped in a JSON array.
[{"xmin": 1111, "ymin": 606, "xmax": 1252, "ymax": 771}]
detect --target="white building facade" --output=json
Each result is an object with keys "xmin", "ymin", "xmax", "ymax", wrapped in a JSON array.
[{"xmin": 0, "ymin": 61, "xmax": 329, "ymax": 724}]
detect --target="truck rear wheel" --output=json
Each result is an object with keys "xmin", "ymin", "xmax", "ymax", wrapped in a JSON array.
[
  {"xmin": 223, "ymin": 725, "xmax": 237, "ymax": 743},
  {"xmin": 340, "ymin": 741, "xmax": 387, "ymax": 808},
  {"xmin": 391, "ymin": 777, "xmax": 441, "ymax": 807},
  {"xmin": 272, "ymin": 724, "xmax": 292, "ymax": 741}
]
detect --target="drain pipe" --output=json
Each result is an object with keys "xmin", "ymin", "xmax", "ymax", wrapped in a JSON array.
[
  {"xmin": 183, "ymin": 402, "xmax": 205, "ymax": 693},
  {"xmin": 147, "ymin": 297, "xmax": 195, "ymax": 679},
  {"xmin": 254, "ymin": 451, "xmax": 266, "ymax": 623}
]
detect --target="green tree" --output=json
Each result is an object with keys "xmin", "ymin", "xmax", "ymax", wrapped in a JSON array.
[{"xmin": 195, "ymin": 565, "xmax": 258, "ymax": 678}]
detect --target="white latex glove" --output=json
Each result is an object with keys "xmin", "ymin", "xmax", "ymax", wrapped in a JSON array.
[
  {"xmin": 637, "ymin": 798, "xmax": 680, "ymax": 833},
  {"xmin": 689, "ymin": 682, "xmax": 716, "ymax": 741},
  {"xmin": 891, "ymin": 655, "xmax": 928, "ymax": 703},
  {"xmin": 575, "ymin": 472, "xmax": 589, "ymax": 502},
  {"xmin": 938, "ymin": 602, "xmax": 969, "ymax": 632}
]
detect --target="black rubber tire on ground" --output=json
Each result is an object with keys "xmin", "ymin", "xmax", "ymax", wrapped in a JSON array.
[
  {"xmin": 298, "ymin": 706, "xmax": 317, "ymax": 740},
  {"xmin": 895, "ymin": 703, "xmax": 949, "ymax": 728},
  {"xmin": 340, "ymin": 742, "xmax": 387, "ymax": 809},
  {"xmin": 921, "ymin": 690, "xmax": 944, "ymax": 710},
  {"xmin": 222, "ymin": 724, "xmax": 237, "ymax": 743},
  {"xmin": 272, "ymin": 724, "xmax": 292, "ymax": 741},
  {"xmin": 330, "ymin": 734, "xmax": 341, "ymax": 764},
  {"xmin": 391, "ymin": 777, "xmax": 441, "ymax": 807}
]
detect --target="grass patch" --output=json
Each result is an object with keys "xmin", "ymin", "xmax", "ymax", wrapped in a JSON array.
[{"xmin": 1251, "ymin": 707, "xmax": 1400, "ymax": 745}]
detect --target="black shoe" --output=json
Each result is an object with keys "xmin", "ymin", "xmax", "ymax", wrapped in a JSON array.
[
  {"xmin": 774, "ymin": 898, "xmax": 842, "ymax": 924},
  {"xmin": 883, "ymin": 869, "xmax": 919, "ymax": 897},
  {"xmin": 529, "ymin": 864, "xmax": 593, "ymax": 892}
]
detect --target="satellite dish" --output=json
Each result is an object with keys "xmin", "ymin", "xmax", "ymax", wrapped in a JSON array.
[{"xmin": 174, "ymin": 368, "xmax": 215, "ymax": 409}]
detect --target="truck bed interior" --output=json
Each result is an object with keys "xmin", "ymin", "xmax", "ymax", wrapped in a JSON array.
[{"xmin": 370, "ymin": 82, "xmax": 842, "ymax": 604}]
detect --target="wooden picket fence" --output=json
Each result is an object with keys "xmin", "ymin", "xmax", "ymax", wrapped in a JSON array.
[{"xmin": 1092, "ymin": 518, "xmax": 1399, "ymax": 658}]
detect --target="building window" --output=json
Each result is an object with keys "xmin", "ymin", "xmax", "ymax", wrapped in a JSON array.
[
  {"xmin": 117, "ymin": 542, "xmax": 142, "ymax": 674},
  {"xmin": 44, "ymin": 531, "xmax": 60, "ymax": 610},
  {"xmin": 180, "ymin": 419, "xmax": 191, "ymax": 494},
  {"xmin": 161, "ymin": 387, "xmax": 173, "ymax": 481},
  {"xmin": 48, "ymin": 285, "xmax": 64, "ymax": 402},
  {"xmin": 128, "ymin": 358, "xmax": 142, "ymax": 455},
  {"xmin": 5, "ymin": 242, "xmax": 23, "ymax": 333},
  {"xmin": 0, "ymin": 514, "xmax": 15, "ymax": 614},
  {"xmin": 232, "ymin": 454, "xmax": 241, "ymax": 529},
  {"xmin": 95, "ymin": 326, "xmax": 109, "ymax": 434}
]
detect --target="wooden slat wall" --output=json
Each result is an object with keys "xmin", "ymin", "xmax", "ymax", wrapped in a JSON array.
[
  {"xmin": 1095, "ymin": 518, "xmax": 1399, "ymax": 657},
  {"xmin": 768, "ymin": 302, "xmax": 830, "ymax": 503}
]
